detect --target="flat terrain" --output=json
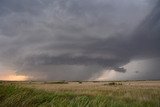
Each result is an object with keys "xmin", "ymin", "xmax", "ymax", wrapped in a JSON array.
[{"xmin": 0, "ymin": 80, "xmax": 160, "ymax": 107}]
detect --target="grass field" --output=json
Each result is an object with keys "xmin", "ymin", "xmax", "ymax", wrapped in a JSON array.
[{"xmin": 0, "ymin": 81, "xmax": 160, "ymax": 107}]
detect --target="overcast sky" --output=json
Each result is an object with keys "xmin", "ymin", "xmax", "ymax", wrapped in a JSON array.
[{"xmin": 0, "ymin": 0, "xmax": 160, "ymax": 81}]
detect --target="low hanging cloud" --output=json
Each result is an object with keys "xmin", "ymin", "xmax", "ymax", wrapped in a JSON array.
[{"xmin": 0, "ymin": 0, "xmax": 159, "ymax": 80}]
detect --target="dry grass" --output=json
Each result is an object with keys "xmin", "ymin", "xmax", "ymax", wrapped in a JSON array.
[
  {"xmin": 0, "ymin": 80, "xmax": 160, "ymax": 107},
  {"xmin": 19, "ymin": 81, "xmax": 160, "ymax": 95}
]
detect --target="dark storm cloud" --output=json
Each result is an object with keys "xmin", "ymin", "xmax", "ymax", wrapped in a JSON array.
[
  {"xmin": 0, "ymin": 0, "xmax": 159, "ymax": 80},
  {"xmin": 84, "ymin": 0, "xmax": 160, "ymax": 61},
  {"xmin": 113, "ymin": 67, "xmax": 126, "ymax": 73},
  {"xmin": 0, "ymin": 0, "xmax": 50, "ymax": 16}
]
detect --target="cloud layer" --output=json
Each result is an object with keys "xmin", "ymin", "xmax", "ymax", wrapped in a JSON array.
[{"xmin": 0, "ymin": 0, "xmax": 159, "ymax": 80}]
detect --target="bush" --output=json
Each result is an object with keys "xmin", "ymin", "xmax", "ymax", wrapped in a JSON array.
[
  {"xmin": 105, "ymin": 82, "xmax": 123, "ymax": 86},
  {"xmin": 44, "ymin": 81, "xmax": 68, "ymax": 84},
  {"xmin": 77, "ymin": 81, "xmax": 82, "ymax": 84},
  {"xmin": 108, "ymin": 82, "xmax": 116, "ymax": 85},
  {"xmin": 0, "ymin": 81, "xmax": 3, "ymax": 84}
]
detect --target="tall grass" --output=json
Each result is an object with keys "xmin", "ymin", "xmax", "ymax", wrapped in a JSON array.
[{"xmin": 0, "ymin": 83, "xmax": 160, "ymax": 107}]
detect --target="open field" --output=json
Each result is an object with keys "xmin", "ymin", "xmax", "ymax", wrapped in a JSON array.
[{"xmin": 0, "ymin": 80, "xmax": 160, "ymax": 107}]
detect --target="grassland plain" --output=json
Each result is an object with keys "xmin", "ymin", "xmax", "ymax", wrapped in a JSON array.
[{"xmin": 0, "ymin": 81, "xmax": 160, "ymax": 107}]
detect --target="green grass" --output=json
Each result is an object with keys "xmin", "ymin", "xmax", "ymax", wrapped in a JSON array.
[{"xmin": 0, "ymin": 84, "xmax": 160, "ymax": 107}]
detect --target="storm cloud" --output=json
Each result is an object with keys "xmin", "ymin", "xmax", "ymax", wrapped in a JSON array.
[{"xmin": 0, "ymin": 0, "xmax": 159, "ymax": 80}]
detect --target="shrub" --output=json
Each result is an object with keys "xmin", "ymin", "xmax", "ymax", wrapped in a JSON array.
[
  {"xmin": 44, "ymin": 81, "xmax": 68, "ymax": 84},
  {"xmin": 77, "ymin": 81, "xmax": 82, "ymax": 84},
  {"xmin": 108, "ymin": 82, "xmax": 116, "ymax": 85}
]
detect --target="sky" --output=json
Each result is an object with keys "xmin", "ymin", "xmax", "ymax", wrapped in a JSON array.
[{"xmin": 0, "ymin": 0, "xmax": 160, "ymax": 81}]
